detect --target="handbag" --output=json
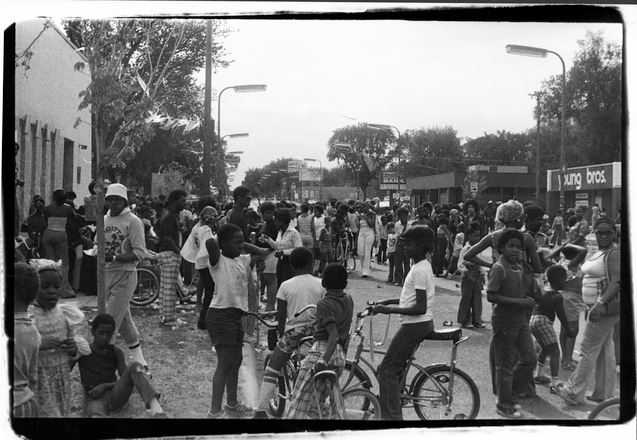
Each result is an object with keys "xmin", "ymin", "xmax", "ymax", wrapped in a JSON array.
[{"xmin": 602, "ymin": 247, "xmax": 620, "ymax": 316}]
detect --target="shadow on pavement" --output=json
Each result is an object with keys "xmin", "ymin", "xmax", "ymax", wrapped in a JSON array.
[{"xmin": 523, "ymin": 396, "xmax": 595, "ymax": 420}]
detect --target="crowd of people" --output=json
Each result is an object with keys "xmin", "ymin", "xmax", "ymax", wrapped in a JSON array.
[{"xmin": 12, "ymin": 180, "xmax": 622, "ymax": 420}]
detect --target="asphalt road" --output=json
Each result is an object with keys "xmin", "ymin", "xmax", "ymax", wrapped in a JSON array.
[{"xmin": 342, "ymin": 260, "xmax": 617, "ymax": 420}]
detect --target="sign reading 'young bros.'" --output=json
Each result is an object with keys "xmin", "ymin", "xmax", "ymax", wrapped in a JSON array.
[{"xmin": 547, "ymin": 162, "xmax": 621, "ymax": 192}]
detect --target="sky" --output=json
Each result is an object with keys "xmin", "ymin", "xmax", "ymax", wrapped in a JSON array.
[{"xmin": 197, "ymin": 19, "xmax": 622, "ymax": 189}]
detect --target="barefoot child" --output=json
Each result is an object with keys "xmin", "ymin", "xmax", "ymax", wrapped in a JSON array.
[
  {"xmin": 530, "ymin": 265, "xmax": 575, "ymax": 392},
  {"xmin": 205, "ymin": 223, "xmax": 270, "ymax": 418},
  {"xmin": 285, "ymin": 263, "xmax": 354, "ymax": 419},
  {"xmin": 486, "ymin": 230, "xmax": 539, "ymax": 419},
  {"xmin": 254, "ymin": 247, "xmax": 325, "ymax": 418},
  {"xmin": 13, "ymin": 263, "xmax": 41, "ymax": 417},
  {"xmin": 77, "ymin": 314, "xmax": 164, "ymax": 417},
  {"xmin": 28, "ymin": 259, "xmax": 91, "ymax": 417}
]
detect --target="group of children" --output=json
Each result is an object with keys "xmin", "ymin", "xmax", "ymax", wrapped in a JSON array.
[{"xmin": 13, "ymin": 260, "xmax": 164, "ymax": 418}]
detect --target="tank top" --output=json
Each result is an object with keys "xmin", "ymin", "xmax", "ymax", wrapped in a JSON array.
[
  {"xmin": 297, "ymin": 214, "xmax": 313, "ymax": 236},
  {"xmin": 581, "ymin": 250, "xmax": 607, "ymax": 305},
  {"xmin": 313, "ymin": 215, "xmax": 326, "ymax": 241},
  {"xmin": 78, "ymin": 345, "xmax": 118, "ymax": 392}
]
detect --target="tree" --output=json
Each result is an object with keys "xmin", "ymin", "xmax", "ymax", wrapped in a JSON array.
[
  {"xmin": 322, "ymin": 165, "xmax": 353, "ymax": 187},
  {"xmin": 64, "ymin": 19, "xmax": 231, "ymax": 312},
  {"xmin": 327, "ymin": 124, "xmax": 394, "ymax": 199},
  {"xmin": 462, "ymin": 130, "xmax": 534, "ymax": 166},
  {"xmin": 402, "ymin": 126, "xmax": 463, "ymax": 177},
  {"xmin": 537, "ymin": 31, "xmax": 622, "ymax": 166},
  {"xmin": 242, "ymin": 158, "xmax": 294, "ymax": 200}
]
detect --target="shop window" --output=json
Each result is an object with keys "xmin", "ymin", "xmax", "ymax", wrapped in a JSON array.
[
  {"xmin": 30, "ymin": 123, "xmax": 38, "ymax": 197},
  {"xmin": 40, "ymin": 127, "xmax": 48, "ymax": 197},
  {"xmin": 77, "ymin": 166, "xmax": 82, "ymax": 185},
  {"xmin": 50, "ymin": 131, "xmax": 56, "ymax": 190}
]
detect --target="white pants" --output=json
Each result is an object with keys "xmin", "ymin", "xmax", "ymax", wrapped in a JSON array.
[{"xmin": 357, "ymin": 229, "xmax": 375, "ymax": 276}]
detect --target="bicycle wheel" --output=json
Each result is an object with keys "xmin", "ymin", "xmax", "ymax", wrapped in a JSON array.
[
  {"xmin": 411, "ymin": 365, "xmax": 480, "ymax": 420},
  {"xmin": 268, "ymin": 360, "xmax": 294, "ymax": 418},
  {"xmin": 588, "ymin": 397, "xmax": 620, "ymax": 420},
  {"xmin": 343, "ymin": 388, "xmax": 382, "ymax": 420},
  {"xmin": 131, "ymin": 267, "xmax": 160, "ymax": 306},
  {"xmin": 340, "ymin": 361, "xmax": 373, "ymax": 393}
]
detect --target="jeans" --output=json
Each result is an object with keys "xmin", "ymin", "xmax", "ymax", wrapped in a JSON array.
[
  {"xmin": 376, "ymin": 239, "xmax": 387, "ymax": 263},
  {"xmin": 565, "ymin": 314, "xmax": 619, "ymax": 402},
  {"xmin": 491, "ymin": 315, "xmax": 537, "ymax": 410},
  {"xmin": 392, "ymin": 245, "xmax": 410, "ymax": 285},
  {"xmin": 85, "ymin": 362, "xmax": 158, "ymax": 416},
  {"xmin": 457, "ymin": 277, "xmax": 483, "ymax": 326},
  {"xmin": 378, "ymin": 321, "xmax": 434, "ymax": 420},
  {"xmin": 357, "ymin": 229, "xmax": 375, "ymax": 276},
  {"xmin": 262, "ymin": 273, "xmax": 277, "ymax": 311},
  {"xmin": 105, "ymin": 270, "xmax": 141, "ymax": 347}
]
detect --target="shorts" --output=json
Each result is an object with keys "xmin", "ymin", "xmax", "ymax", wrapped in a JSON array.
[
  {"xmin": 530, "ymin": 314, "xmax": 557, "ymax": 347},
  {"xmin": 278, "ymin": 323, "xmax": 315, "ymax": 354},
  {"xmin": 206, "ymin": 307, "xmax": 244, "ymax": 347}
]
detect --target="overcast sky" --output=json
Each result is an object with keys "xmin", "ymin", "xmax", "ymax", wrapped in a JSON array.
[{"xmin": 198, "ymin": 20, "xmax": 621, "ymax": 188}]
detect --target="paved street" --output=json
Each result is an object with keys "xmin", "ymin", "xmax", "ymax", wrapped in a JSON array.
[{"xmin": 61, "ymin": 258, "xmax": 615, "ymax": 420}]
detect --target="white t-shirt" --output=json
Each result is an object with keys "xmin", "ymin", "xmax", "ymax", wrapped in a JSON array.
[
  {"xmin": 399, "ymin": 259, "xmax": 435, "ymax": 324},
  {"xmin": 276, "ymin": 274, "xmax": 325, "ymax": 331},
  {"xmin": 209, "ymin": 253, "xmax": 251, "ymax": 311}
]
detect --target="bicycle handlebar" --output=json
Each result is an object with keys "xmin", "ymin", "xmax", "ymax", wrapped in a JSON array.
[{"xmin": 294, "ymin": 304, "xmax": 317, "ymax": 318}]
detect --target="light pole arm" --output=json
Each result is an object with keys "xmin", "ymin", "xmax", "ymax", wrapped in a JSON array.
[
  {"xmin": 217, "ymin": 86, "xmax": 233, "ymax": 149},
  {"xmin": 548, "ymin": 49, "xmax": 567, "ymax": 210}
]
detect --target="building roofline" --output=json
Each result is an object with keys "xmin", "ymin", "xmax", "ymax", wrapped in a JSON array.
[{"xmin": 44, "ymin": 19, "xmax": 89, "ymax": 64}]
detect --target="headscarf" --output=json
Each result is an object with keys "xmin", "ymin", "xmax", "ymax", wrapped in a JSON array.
[
  {"xmin": 496, "ymin": 199, "xmax": 524, "ymax": 225},
  {"xmin": 28, "ymin": 258, "xmax": 63, "ymax": 275}
]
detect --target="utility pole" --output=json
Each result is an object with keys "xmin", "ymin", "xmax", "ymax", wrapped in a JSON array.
[
  {"xmin": 531, "ymin": 91, "xmax": 542, "ymax": 202},
  {"xmin": 201, "ymin": 20, "xmax": 214, "ymax": 195}
]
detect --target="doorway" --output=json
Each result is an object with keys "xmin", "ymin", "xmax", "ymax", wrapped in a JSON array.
[{"xmin": 63, "ymin": 138, "xmax": 74, "ymax": 191}]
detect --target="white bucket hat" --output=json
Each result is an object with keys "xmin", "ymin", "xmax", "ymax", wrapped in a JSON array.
[{"xmin": 105, "ymin": 183, "xmax": 128, "ymax": 201}]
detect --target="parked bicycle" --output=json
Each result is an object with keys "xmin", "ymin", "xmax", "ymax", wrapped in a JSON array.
[
  {"xmin": 587, "ymin": 397, "xmax": 620, "ymax": 421},
  {"xmin": 131, "ymin": 251, "xmax": 197, "ymax": 307},
  {"xmin": 340, "ymin": 299, "xmax": 480, "ymax": 420}
]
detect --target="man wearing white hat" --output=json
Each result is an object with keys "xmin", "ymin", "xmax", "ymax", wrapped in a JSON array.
[{"xmin": 104, "ymin": 183, "xmax": 149, "ymax": 368}]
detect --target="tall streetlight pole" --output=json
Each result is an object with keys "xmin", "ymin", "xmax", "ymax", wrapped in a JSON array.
[
  {"xmin": 201, "ymin": 20, "xmax": 214, "ymax": 196},
  {"xmin": 506, "ymin": 44, "xmax": 567, "ymax": 211},
  {"xmin": 530, "ymin": 91, "xmax": 542, "ymax": 202},
  {"xmin": 367, "ymin": 123, "xmax": 401, "ymax": 200},
  {"xmin": 304, "ymin": 158, "xmax": 322, "ymax": 201}
]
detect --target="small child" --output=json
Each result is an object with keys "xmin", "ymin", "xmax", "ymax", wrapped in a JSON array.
[
  {"xmin": 254, "ymin": 247, "xmax": 325, "ymax": 418},
  {"xmin": 386, "ymin": 223, "xmax": 397, "ymax": 284},
  {"xmin": 13, "ymin": 263, "xmax": 41, "ymax": 417},
  {"xmin": 258, "ymin": 202, "xmax": 279, "ymax": 311},
  {"xmin": 27, "ymin": 259, "xmax": 91, "ymax": 417},
  {"xmin": 317, "ymin": 218, "xmax": 333, "ymax": 275},
  {"xmin": 530, "ymin": 265, "xmax": 574, "ymax": 392},
  {"xmin": 486, "ymin": 230, "xmax": 539, "ymax": 419},
  {"xmin": 457, "ymin": 222, "xmax": 485, "ymax": 328},
  {"xmin": 205, "ymin": 224, "xmax": 270, "ymax": 418},
  {"xmin": 285, "ymin": 263, "xmax": 354, "ymax": 419},
  {"xmin": 78, "ymin": 314, "xmax": 164, "ymax": 417}
]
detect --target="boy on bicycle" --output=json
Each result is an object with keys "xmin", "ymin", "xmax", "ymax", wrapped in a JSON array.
[
  {"xmin": 372, "ymin": 226, "xmax": 436, "ymax": 420},
  {"xmin": 254, "ymin": 247, "xmax": 325, "ymax": 419}
]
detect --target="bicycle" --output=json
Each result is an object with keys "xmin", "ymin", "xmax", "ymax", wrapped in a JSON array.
[
  {"xmin": 339, "ymin": 299, "xmax": 480, "ymax": 420},
  {"xmin": 131, "ymin": 251, "xmax": 197, "ymax": 307},
  {"xmin": 246, "ymin": 306, "xmax": 379, "ymax": 419},
  {"xmin": 587, "ymin": 397, "xmax": 620, "ymax": 420},
  {"xmin": 334, "ymin": 229, "xmax": 357, "ymax": 273}
]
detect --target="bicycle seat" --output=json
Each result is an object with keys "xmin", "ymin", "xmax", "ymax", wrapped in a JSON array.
[{"xmin": 425, "ymin": 327, "xmax": 462, "ymax": 342}]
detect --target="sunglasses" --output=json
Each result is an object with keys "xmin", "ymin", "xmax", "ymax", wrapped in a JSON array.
[{"xmin": 595, "ymin": 230, "xmax": 614, "ymax": 236}]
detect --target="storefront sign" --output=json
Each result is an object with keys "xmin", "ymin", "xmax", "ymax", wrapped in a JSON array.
[
  {"xmin": 547, "ymin": 163, "xmax": 619, "ymax": 192},
  {"xmin": 380, "ymin": 172, "xmax": 406, "ymax": 190}
]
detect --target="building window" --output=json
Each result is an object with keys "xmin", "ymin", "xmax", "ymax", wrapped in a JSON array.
[
  {"xmin": 77, "ymin": 166, "xmax": 81, "ymax": 185},
  {"xmin": 40, "ymin": 127, "xmax": 48, "ymax": 197}
]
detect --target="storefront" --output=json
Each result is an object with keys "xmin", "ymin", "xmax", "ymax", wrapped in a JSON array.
[{"xmin": 546, "ymin": 162, "xmax": 622, "ymax": 218}]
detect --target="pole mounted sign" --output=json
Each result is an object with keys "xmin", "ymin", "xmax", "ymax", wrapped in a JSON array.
[
  {"xmin": 547, "ymin": 162, "xmax": 620, "ymax": 192},
  {"xmin": 380, "ymin": 171, "xmax": 406, "ymax": 190}
]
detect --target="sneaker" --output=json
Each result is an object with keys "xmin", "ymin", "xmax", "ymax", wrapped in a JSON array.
[
  {"xmin": 224, "ymin": 402, "xmax": 253, "ymax": 418},
  {"xmin": 586, "ymin": 396, "xmax": 604, "ymax": 403},
  {"xmin": 473, "ymin": 323, "xmax": 486, "ymax": 329},
  {"xmin": 496, "ymin": 407, "xmax": 523, "ymax": 419},
  {"xmin": 253, "ymin": 410, "xmax": 268, "ymax": 419},
  {"xmin": 555, "ymin": 383, "xmax": 579, "ymax": 406},
  {"xmin": 207, "ymin": 409, "xmax": 225, "ymax": 418},
  {"xmin": 534, "ymin": 376, "xmax": 551, "ymax": 385}
]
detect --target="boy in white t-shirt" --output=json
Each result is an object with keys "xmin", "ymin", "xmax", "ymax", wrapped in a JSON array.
[
  {"xmin": 372, "ymin": 226, "xmax": 436, "ymax": 420},
  {"xmin": 254, "ymin": 247, "xmax": 325, "ymax": 418}
]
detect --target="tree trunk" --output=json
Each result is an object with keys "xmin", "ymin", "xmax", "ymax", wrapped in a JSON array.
[{"xmin": 95, "ymin": 124, "xmax": 106, "ymax": 314}]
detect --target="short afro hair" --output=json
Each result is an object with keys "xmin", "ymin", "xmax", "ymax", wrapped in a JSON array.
[
  {"xmin": 167, "ymin": 189, "xmax": 187, "ymax": 206},
  {"xmin": 396, "ymin": 206, "xmax": 409, "ymax": 216},
  {"xmin": 496, "ymin": 228, "xmax": 525, "ymax": 252},
  {"xmin": 525, "ymin": 205, "xmax": 544, "ymax": 223},
  {"xmin": 275, "ymin": 208, "xmax": 292, "ymax": 223},
  {"xmin": 91, "ymin": 313, "xmax": 116, "ymax": 331},
  {"xmin": 14, "ymin": 262, "xmax": 39, "ymax": 305},
  {"xmin": 233, "ymin": 186, "xmax": 251, "ymax": 200},
  {"xmin": 403, "ymin": 225, "xmax": 435, "ymax": 253},
  {"xmin": 546, "ymin": 264, "xmax": 567, "ymax": 289},
  {"xmin": 322, "ymin": 263, "xmax": 348, "ymax": 290},
  {"xmin": 259, "ymin": 201, "xmax": 276, "ymax": 214},
  {"xmin": 290, "ymin": 247, "xmax": 314, "ymax": 269},
  {"xmin": 218, "ymin": 223, "xmax": 243, "ymax": 243}
]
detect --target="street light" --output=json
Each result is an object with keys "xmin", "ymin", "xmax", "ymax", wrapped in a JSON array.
[
  {"xmin": 304, "ymin": 158, "xmax": 323, "ymax": 201},
  {"xmin": 221, "ymin": 132, "xmax": 250, "ymax": 143},
  {"xmin": 217, "ymin": 84, "xmax": 266, "ymax": 193},
  {"xmin": 506, "ymin": 44, "xmax": 567, "ymax": 211}
]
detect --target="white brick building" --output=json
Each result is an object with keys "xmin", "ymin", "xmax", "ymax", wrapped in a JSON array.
[{"xmin": 15, "ymin": 19, "xmax": 92, "ymax": 221}]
